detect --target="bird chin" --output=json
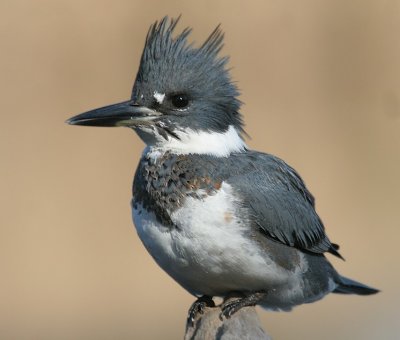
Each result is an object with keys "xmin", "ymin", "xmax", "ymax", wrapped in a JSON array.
[{"xmin": 134, "ymin": 125, "xmax": 165, "ymax": 145}]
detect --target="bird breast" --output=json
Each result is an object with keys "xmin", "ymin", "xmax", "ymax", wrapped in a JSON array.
[{"xmin": 132, "ymin": 182, "xmax": 292, "ymax": 296}]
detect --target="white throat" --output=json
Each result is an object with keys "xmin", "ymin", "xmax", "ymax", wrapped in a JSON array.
[{"xmin": 144, "ymin": 125, "xmax": 247, "ymax": 158}]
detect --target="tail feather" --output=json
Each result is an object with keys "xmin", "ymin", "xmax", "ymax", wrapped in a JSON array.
[{"xmin": 334, "ymin": 276, "xmax": 379, "ymax": 295}]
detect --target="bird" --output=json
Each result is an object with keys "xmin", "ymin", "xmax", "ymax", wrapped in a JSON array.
[{"xmin": 67, "ymin": 16, "xmax": 378, "ymax": 326}]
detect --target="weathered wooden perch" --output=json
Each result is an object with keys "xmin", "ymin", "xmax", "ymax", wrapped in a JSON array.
[{"xmin": 184, "ymin": 299, "xmax": 271, "ymax": 340}]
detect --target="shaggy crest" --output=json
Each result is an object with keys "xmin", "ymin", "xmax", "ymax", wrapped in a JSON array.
[{"xmin": 138, "ymin": 16, "xmax": 226, "ymax": 77}]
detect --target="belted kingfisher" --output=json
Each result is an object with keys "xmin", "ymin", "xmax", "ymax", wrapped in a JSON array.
[{"xmin": 67, "ymin": 17, "xmax": 378, "ymax": 325}]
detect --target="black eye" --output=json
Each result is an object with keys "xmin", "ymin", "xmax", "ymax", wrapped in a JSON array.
[{"xmin": 171, "ymin": 94, "xmax": 189, "ymax": 109}]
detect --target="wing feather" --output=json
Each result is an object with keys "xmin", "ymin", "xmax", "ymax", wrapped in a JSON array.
[{"xmin": 225, "ymin": 151, "xmax": 342, "ymax": 258}]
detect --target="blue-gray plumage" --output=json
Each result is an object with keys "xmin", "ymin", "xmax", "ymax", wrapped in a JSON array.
[{"xmin": 67, "ymin": 16, "xmax": 378, "ymax": 326}]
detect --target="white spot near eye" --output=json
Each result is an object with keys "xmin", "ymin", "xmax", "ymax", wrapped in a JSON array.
[
  {"xmin": 153, "ymin": 91, "xmax": 165, "ymax": 104},
  {"xmin": 140, "ymin": 94, "xmax": 144, "ymax": 99}
]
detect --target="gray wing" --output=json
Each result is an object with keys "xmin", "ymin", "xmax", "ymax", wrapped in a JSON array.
[{"xmin": 225, "ymin": 151, "xmax": 342, "ymax": 258}]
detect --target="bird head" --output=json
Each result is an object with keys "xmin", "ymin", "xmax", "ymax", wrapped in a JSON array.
[{"xmin": 68, "ymin": 17, "xmax": 246, "ymax": 156}]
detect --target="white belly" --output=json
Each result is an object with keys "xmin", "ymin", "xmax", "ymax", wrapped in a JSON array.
[{"xmin": 132, "ymin": 182, "xmax": 292, "ymax": 296}]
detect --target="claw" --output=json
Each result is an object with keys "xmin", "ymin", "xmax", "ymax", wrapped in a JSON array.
[
  {"xmin": 219, "ymin": 291, "xmax": 267, "ymax": 320},
  {"xmin": 219, "ymin": 298, "xmax": 242, "ymax": 320},
  {"xmin": 186, "ymin": 295, "xmax": 215, "ymax": 327}
]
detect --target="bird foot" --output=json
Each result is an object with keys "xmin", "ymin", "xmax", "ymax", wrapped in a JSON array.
[
  {"xmin": 187, "ymin": 295, "xmax": 215, "ymax": 327},
  {"xmin": 219, "ymin": 291, "xmax": 267, "ymax": 320}
]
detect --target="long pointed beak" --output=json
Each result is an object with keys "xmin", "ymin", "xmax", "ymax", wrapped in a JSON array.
[{"xmin": 66, "ymin": 100, "xmax": 161, "ymax": 127}]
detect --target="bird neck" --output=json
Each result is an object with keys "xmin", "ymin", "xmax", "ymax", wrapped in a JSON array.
[{"xmin": 142, "ymin": 125, "xmax": 247, "ymax": 159}]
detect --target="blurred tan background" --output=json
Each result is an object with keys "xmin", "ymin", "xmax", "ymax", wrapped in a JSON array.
[{"xmin": 1, "ymin": 0, "xmax": 399, "ymax": 339}]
